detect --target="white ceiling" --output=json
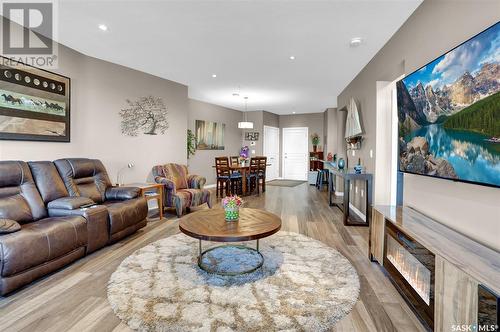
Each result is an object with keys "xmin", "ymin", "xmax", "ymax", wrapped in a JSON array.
[{"xmin": 56, "ymin": 0, "xmax": 422, "ymax": 114}]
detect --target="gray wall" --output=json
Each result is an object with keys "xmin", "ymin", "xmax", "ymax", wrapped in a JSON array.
[
  {"xmin": 0, "ymin": 18, "xmax": 243, "ymax": 188},
  {"xmin": 337, "ymin": 0, "xmax": 500, "ymax": 250},
  {"xmin": 279, "ymin": 113, "xmax": 325, "ymax": 152},
  {"xmin": 324, "ymin": 108, "xmax": 338, "ymax": 156},
  {"xmin": 0, "ymin": 42, "xmax": 189, "ymax": 184},
  {"xmin": 188, "ymin": 99, "xmax": 243, "ymax": 185},
  {"xmin": 242, "ymin": 111, "xmax": 265, "ymax": 156},
  {"xmin": 263, "ymin": 111, "xmax": 279, "ymax": 128}
]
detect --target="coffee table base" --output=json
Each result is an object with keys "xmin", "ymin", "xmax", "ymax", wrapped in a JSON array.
[{"xmin": 197, "ymin": 240, "xmax": 263, "ymax": 276}]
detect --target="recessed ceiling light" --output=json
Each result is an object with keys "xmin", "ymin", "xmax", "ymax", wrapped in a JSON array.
[
  {"xmin": 289, "ymin": 56, "xmax": 295, "ymax": 60},
  {"xmin": 98, "ymin": 24, "xmax": 108, "ymax": 31},
  {"xmin": 212, "ymin": 74, "xmax": 217, "ymax": 78},
  {"xmin": 232, "ymin": 93, "xmax": 240, "ymax": 97},
  {"xmin": 350, "ymin": 37, "xmax": 363, "ymax": 47}
]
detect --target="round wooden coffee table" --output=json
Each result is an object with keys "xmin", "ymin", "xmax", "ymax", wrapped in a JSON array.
[{"xmin": 179, "ymin": 208, "xmax": 281, "ymax": 275}]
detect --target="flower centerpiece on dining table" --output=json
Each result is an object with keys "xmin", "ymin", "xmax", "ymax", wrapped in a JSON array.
[
  {"xmin": 239, "ymin": 146, "xmax": 250, "ymax": 165},
  {"xmin": 222, "ymin": 195, "xmax": 243, "ymax": 222}
]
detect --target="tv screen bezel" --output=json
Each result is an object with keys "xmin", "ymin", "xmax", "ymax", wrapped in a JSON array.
[{"xmin": 396, "ymin": 21, "xmax": 500, "ymax": 189}]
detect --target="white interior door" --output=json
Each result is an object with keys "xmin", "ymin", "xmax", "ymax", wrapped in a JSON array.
[
  {"xmin": 263, "ymin": 125, "xmax": 280, "ymax": 181},
  {"xmin": 282, "ymin": 127, "xmax": 308, "ymax": 180}
]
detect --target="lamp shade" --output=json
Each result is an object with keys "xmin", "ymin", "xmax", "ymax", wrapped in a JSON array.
[{"xmin": 238, "ymin": 121, "xmax": 254, "ymax": 129}]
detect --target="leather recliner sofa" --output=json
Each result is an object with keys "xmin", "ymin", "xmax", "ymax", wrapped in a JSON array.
[
  {"xmin": 0, "ymin": 159, "xmax": 148, "ymax": 296},
  {"xmin": 53, "ymin": 158, "xmax": 148, "ymax": 243}
]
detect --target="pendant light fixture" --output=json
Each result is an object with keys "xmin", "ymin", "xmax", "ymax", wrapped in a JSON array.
[{"xmin": 238, "ymin": 96, "xmax": 254, "ymax": 129}]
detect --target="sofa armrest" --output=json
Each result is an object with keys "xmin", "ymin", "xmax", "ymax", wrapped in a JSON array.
[
  {"xmin": 105, "ymin": 186, "xmax": 140, "ymax": 201},
  {"xmin": 188, "ymin": 174, "xmax": 206, "ymax": 189},
  {"xmin": 47, "ymin": 197, "xmax": 95, "ymax": 210},
  {"xmin": 0, "ymin": 219, "xmax": 21, "ymax": 234}
]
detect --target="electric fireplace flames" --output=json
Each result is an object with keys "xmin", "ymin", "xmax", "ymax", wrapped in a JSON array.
[
  {"xmin": 386, "ymin": 236, "xmax": 431, "ymax": 304},
  {"xmin": 384, "ymin": 221, "xmax": 435, "ymax": 329}
]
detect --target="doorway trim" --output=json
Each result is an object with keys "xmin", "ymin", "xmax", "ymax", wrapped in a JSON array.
[{"xmin": 263, "ymin": 125, "xmax": 280, "ymax": 181}]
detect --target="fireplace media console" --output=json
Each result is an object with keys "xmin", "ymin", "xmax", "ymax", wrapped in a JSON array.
[{"xmin": 370, "ymin": 206, "xmax": 499, "ymax": 332}]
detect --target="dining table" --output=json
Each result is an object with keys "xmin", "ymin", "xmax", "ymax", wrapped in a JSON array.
[{"xmin": 212, "ymin": 163, "xmax": 271, "ymax": 195}]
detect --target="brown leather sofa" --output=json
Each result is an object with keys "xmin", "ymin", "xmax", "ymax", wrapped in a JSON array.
[
  {"xmin": 53, "ymin": 158, "xmax": 148, "ymax": 243},
  {"xmin": 0, "ymin": 159, "xmax": 148, "ymax": 296}
]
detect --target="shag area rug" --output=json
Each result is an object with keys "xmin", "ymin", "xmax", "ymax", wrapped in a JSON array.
[{"xmin": 107, "ymin": 232, "xmax": 360, "ymax": 332}]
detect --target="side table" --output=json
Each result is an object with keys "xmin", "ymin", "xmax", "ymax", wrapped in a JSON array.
[{"xmin": 123, "ymin": 183, "xmax": 164, "ymax": 219}]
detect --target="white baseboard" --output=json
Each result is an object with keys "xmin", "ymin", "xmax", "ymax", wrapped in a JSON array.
[
  {"xmin": 348, "ymin": 203, "xmax": 366, "ymax": 222},
  {"xmin": 335, "ymin": 191, "xmax": 344, "ymax": 196},
  {"xmin": 205, "ymin": 184, "xmax": 216, "ymax": 189}
]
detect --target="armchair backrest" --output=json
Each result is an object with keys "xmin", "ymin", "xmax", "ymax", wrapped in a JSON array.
[
  {"xmin": 152, "ymin": 163, "xmax": 188, "ymax": 190},
  {"xmin": 54, "ymin": 158, "xmax": 112, "ymax": 203},
  {"xmin": 0, "ymin": 161, "xmax": 46, "ymax": 223}
]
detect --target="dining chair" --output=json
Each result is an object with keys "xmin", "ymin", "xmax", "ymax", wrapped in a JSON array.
[
  {"xmin": 247, "ymin": 158, "xmax": 260, "ymax": 195},
  {"xmin": 256, "ymin": 156, "xmax": 268, "ymax": 193},
  {"xmin": 215, "ymin": 157, "xmax": 242, "ymax": 197},
  {"xmin": 230, "ymin": 156, "xmax": 239, "ymax": 165}
]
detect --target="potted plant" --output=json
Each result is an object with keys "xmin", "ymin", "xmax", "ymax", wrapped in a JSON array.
[
  {"xmin": 311, "ymin": 133, "xmax": 320, "ymax": 152},
  {"xmin": 222, "ymin": 195, "xmax": 243, "ymax": 222},
  {"xmin": 187, "ymin": 129, "xmax": 196, "ymax": 159}
]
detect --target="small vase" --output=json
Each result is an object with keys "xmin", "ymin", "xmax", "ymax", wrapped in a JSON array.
[
  {"xmin": 224, "ymin": 206, "xmax": 239, "ymax": 222},
  {"xmin": 313, "ymin": 145, "xmax": 317, "ymax": 152},
  {"xmin": 338, "ymin": 158, "xmax": 345, "ymax": 170}
]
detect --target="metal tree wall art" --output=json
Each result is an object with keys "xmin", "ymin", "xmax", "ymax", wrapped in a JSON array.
[{"xmin": 119, "ymin": 96, "xmax": 168, "ymax": 136}]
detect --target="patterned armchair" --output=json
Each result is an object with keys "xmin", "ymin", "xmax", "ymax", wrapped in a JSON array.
[{"xmin": 152, "ymin": 163, "xmax": 211, "ymax": 217}]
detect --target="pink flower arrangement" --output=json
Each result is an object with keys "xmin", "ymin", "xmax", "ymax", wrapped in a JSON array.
[{"xmin": 221, "ymin": 195, "xmax": 243, "ymax": 208}]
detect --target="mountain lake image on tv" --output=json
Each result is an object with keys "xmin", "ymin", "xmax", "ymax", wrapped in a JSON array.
[{"xmin": 397, "ymin": 22, "xmax": 500, "ymax": 187}]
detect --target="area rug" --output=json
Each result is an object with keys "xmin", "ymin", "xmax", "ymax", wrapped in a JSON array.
[
  {"xmin": 266, "ymin": 180, "xmax": 307, "ymax": 187},
  {"xmin": 107, "ymin": 232, "xmax": 360, "ymax": 332}
]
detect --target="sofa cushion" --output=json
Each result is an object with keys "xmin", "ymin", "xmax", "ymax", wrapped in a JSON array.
[
  {"xmin": 28, "ymin": 161, "xmax": 69, "ymax": 204},
  {"xmin": 54, "ymin": 158, "xmax": 113, "ymax": 204},
  {"xmin": 103, "ymin": 198, "xmax": 148, "ymax": 236},
  {"xmin": 0, "ymin": 161, "xmax": 47, "ymax": 223},
  {"xmin": 0, "ymin": 219, "xmax": 21, "ymax": 234},
  {"xmin": 0, "ymin": 216, "xmax": 87, "ymax": 277},
  {"xmin": 0, "ymin": 194, "xmax": 34, "ymax": 223}
]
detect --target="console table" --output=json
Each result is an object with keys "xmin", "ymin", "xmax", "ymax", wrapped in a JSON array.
[
  {"xmin": 370, "ymin": 205, "xmax": 500, "ymax": 331},
  {"xmin": 324, "ymin": 162, "xmax": 373, "ymax": 226}
]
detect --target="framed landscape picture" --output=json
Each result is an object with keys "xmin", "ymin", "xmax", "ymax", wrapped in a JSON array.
[
  {"xmin": 195, "ymin": 120, "xmax": 225, "ymax": 150},
  {"xmin": 0, "ymin": 57, "xmax": 70, "ymax": 142}
]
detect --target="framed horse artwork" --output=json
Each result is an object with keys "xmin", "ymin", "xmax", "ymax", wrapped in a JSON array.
[{"xmin": 0, "ymin": 56, "xmax": 70, "ymax": 142}]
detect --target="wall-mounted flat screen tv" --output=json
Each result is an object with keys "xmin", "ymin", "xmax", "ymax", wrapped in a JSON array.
[{"xmin": 397, "ymin": 21, "xmax": 499, "ymax": 188}]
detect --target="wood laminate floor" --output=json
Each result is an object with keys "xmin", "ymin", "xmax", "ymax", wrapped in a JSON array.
[{"xmin": 0, "ymin": 183, "xmax": 426, "ymax": 332}]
